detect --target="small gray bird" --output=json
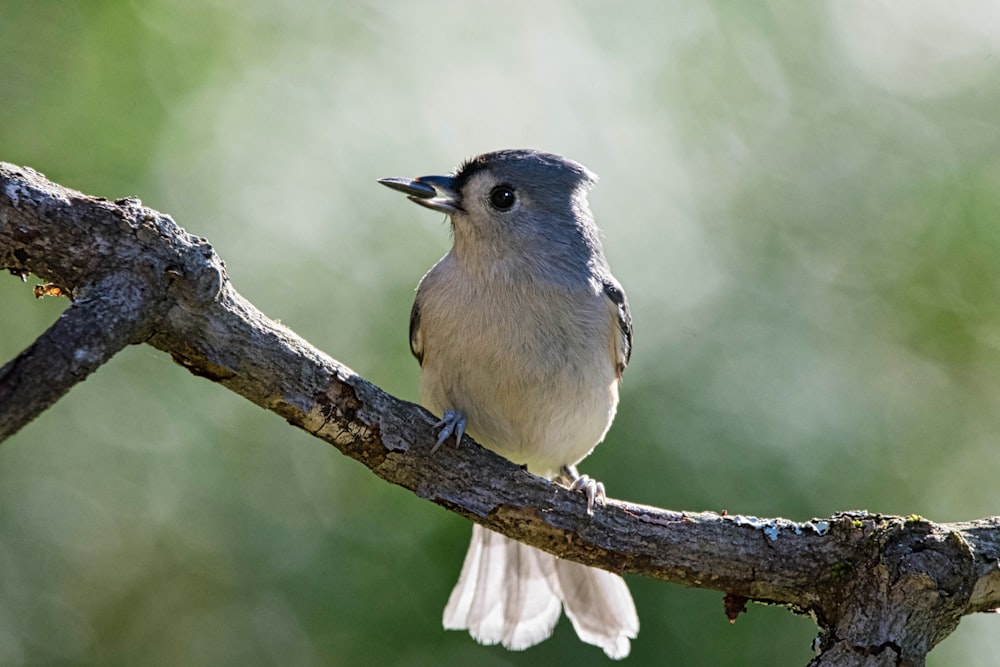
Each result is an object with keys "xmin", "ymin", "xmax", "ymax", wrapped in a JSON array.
[{"xmin": 379, "ymin": 149, "xmax": 637, "ymax": 658}]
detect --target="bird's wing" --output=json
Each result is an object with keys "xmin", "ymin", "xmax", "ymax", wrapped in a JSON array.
[
  {"xmin": 409, "ymin": 296, "xmax": 424, "ymax": 365},
  {"xmin": 602, "ymin": 277, "xmax": 632, "ymax": 378}
]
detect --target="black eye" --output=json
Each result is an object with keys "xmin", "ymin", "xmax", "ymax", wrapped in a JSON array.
[{"xmin": 489, "ymin": 186, "xmax": 516, "ymax": 211}]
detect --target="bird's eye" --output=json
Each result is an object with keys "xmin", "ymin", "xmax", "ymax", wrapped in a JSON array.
[{"xmin": 489, "ymin": 186, "xmax": 516, "ymax": 211}]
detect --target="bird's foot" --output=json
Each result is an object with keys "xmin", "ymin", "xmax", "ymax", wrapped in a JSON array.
[
  {"xmin": 431, "ymin": 409, "xmax": 466, "ymax": 453},
  {"xmin": 559, "ymin": 465, "xmax": 606, "ymax": 515}
]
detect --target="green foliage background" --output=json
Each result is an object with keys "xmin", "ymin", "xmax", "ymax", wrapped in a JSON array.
[{"xmin": 2, "ymin": 2, "xmax": 1000, "ymax": 665}]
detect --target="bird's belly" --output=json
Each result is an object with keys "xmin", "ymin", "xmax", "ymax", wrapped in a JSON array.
[{"xmin": 418, "ymin": 299, "xmax": 618, "ymax": 478}]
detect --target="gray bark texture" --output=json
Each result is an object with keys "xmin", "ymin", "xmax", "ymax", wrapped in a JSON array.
[{"xmin": 2, "ymin": 162, "xmax": 998, "ymax": 666}]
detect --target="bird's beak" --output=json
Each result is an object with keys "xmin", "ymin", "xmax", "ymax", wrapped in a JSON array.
[{"xmin": 378, "ymin": 175, "xmax": 462, "ymax": 213}]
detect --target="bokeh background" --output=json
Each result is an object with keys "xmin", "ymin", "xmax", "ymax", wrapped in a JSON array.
[{"xmin": 3, "ymin": 1, "xmax": 1000, "ymax": 665}]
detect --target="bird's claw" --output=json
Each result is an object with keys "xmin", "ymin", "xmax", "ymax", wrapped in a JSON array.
[
  {"xmin": 560, "ymin": 465, "xmax": 606, "ymax": 515},
  {"xmin": 431, "ymin": 409, "xmax": 466, "ymax": 453}
]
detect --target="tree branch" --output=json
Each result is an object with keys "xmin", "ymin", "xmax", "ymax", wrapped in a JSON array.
[
  {"xmin": 0, "ymin": 271, "xmax": 154, "ymax": 436},
  {"xmin": 1, "ymin": 162, "xmax": 997, "ymax": 666}
]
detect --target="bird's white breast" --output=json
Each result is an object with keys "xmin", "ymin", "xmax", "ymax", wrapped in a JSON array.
[{"xmin": 416, "ymin": 254, "xmax": 619, "ymax": 478}]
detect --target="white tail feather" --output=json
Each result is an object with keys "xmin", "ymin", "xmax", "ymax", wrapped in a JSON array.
[
  {"xmin": 443, "ymin": 525, "xmax": 637, "ymax": 658},
  {"xmin": 554, "ymin": 557, "xmax": 639, "ymax": 659}
]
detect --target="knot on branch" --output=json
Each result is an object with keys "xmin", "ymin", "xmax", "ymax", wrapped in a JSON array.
[{"xmin": 811, "ymin": 514, "xmax": 977, "ymax": 666}]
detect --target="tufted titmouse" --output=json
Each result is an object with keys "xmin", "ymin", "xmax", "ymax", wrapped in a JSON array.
[{"xmin": 379, "ymin": 149, "xmax": 637, "ymax": 658}]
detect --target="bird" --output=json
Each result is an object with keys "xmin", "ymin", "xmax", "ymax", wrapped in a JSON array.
[{"xmin": 378, "ymin": 149, "xmax": 637, "ymax": 659}]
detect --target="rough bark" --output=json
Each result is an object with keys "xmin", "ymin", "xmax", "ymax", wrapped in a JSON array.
[{"xmin": 2, "ymin": 162, "xmax": 998, "ymax": 666}]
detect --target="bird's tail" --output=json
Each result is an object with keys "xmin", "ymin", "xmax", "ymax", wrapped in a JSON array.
[{"xmin": 443, "ymin": 524, "xmax": 638, "ymax": 659}]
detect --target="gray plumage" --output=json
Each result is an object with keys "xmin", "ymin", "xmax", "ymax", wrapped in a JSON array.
[{"xmin": 379, "ymin": 149, "xmax": 637, "ymax": 658}]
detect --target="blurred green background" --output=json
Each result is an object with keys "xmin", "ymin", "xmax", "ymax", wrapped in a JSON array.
[{"xmin": 2, "ymin": 1, "xmax": 1000, "ymax": 664}]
